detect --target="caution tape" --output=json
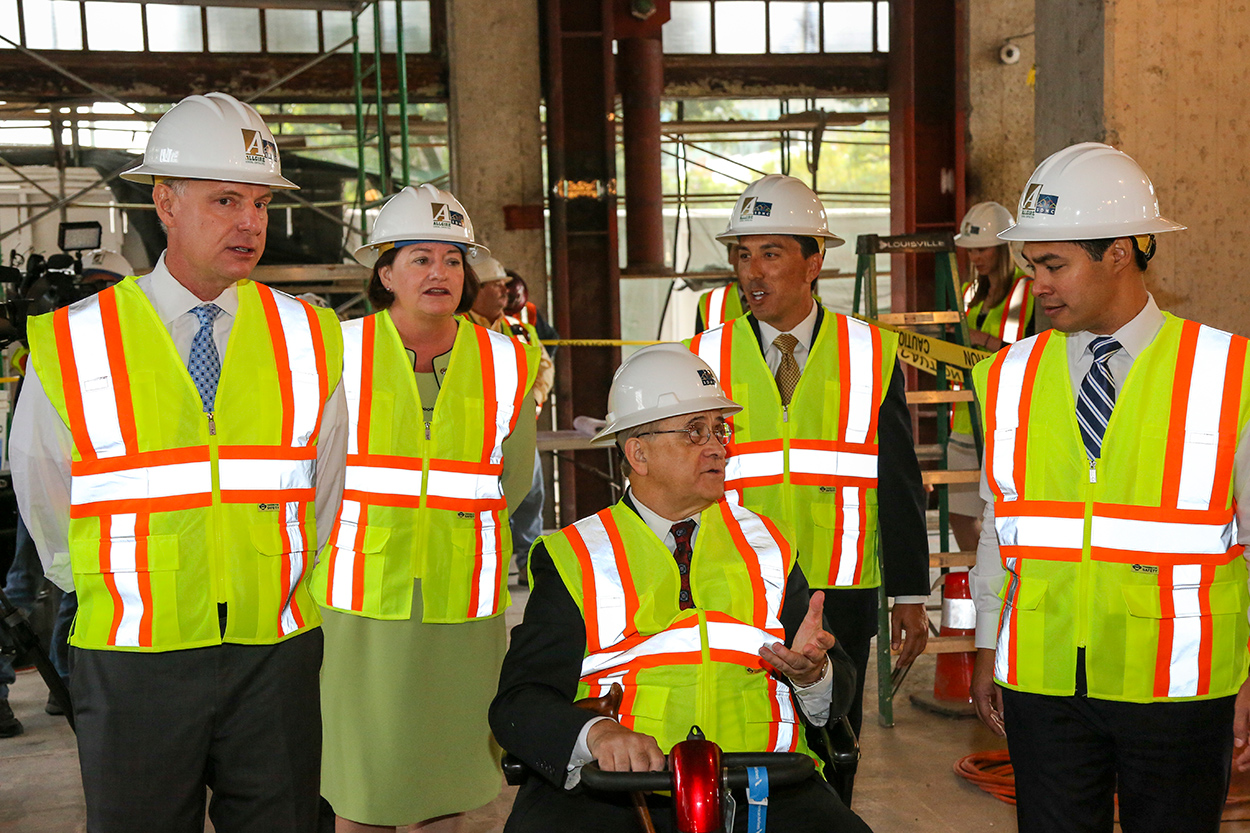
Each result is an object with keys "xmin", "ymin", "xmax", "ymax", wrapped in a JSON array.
[
  {"xmin": 855, "ymin": 315, "xmax": 990, "ymax": 380},
  {"xmin": 540, "ymin": 339, "xmax": 662, "ymax": 347}
]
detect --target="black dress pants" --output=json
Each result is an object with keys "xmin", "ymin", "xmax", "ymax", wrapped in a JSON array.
[
  {"xmin": 820, "ymin": 586, "xmax": 878, "ymax": 739},
  {"xmin": 505, "ymin": 773, "xmax": 873, "ymax": 833},
  {"xmin": 1001, "ymin": 687, "xmax": 1234, "ymax": 833},
  {"xmin": 72, "ymin": 628, "xmax": 324, "ymax": 833}
]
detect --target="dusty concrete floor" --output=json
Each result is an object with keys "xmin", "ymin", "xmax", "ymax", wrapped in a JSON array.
[{"xmin": 4, "ymin": 588, "xmax": 1249, "ymax": 832}]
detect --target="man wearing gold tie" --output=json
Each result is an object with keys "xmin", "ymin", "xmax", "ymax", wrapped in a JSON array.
[{"xmin": 686, "ymin": 176, "xmax": 930, "ymax": 782}]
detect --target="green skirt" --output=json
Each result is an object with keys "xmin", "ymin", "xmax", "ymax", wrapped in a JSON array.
[{"xmin": 320, "ymin": 580, "xmax": 506, "ymax": 826}]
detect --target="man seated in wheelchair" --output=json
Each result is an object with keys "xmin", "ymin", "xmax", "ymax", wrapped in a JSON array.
[{"xmin": 490, "ymin": 345, "xmax": 873, "ymax": 832}]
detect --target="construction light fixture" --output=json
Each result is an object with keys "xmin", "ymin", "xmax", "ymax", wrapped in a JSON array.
[{"xmin": 58, "ymin": 221, "xmax": 103, "ymax": 252}]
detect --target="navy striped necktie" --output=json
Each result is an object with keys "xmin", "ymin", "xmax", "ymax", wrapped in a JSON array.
[{"xmin": 1075, "ymin": 336, "xmax": 1122, "ymax": 459}]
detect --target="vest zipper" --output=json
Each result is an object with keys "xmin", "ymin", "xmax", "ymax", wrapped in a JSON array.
[
  {"xmin": 207, "ymin": 410, "xmax": 226, "ymax": 610},
  {"xmin": 425, "ymin": 420, "xmax": 431, "ymax": 441},
  {"xmin": 1077, "ymin": 457, "xmax": 1097, "ymax": 651},
  {"xmin": 208, "ymin": 411, "xmax": 216, "ymax": 436},
  {"xmin": 782, "ymin": 404, "xmax": 789, "ymax": 423}
]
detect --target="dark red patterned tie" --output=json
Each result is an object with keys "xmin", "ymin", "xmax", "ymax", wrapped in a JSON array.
[{"xmin": 671, "ymin": 520, "xmax": 696, "ymax": 610}]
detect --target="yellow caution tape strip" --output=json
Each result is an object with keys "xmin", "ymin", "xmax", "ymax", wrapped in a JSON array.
[
  {"xmin": 855, "ymin": 315, "xmax": 991, "ymax": 377},
  {"xmin": 540, "ymin": 339, "xmax": 662, "ymax": 347},
  {"xmin": 0, "ymin": 376, "xmax": 18, "ymax": 384}
]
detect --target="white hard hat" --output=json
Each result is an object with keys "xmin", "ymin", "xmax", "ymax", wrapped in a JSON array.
[
  {"xmin": 955, "ymin": 202, "xmax": 1013, "ymax": 248},
  {"xmin": 590, "ymin": 344, "xmax": 742, "ymax": 447},
  {"xmin": 81, "ymin": 249, "xmax": 134, "ymax": 279},
  {"xmin": 475, "ymin": 256, "xmax": 508, "ymax": 282},
  {"xmin": 999, "ymin": 142, "xmax": 1186, "ymax": 242},
  {"xmin": 355, "ymin": 184, "xmax": 489, "ymax": 267},
  {"xmin": 121, "ymin": 92, "xmax": 297, "ymax": 190},
  {"xmin": 716, "ymin": 174, "xmax": 845, "ymax": 248}
]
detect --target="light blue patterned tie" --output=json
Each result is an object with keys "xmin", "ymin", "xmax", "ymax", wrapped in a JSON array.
[
  {"xmin": 188, "ymin": 304, "xmax": 222, "ymax": 413},
  {"xmin": 1075, "ymin": 336, "xmax": 1122, "ymax": 459}
]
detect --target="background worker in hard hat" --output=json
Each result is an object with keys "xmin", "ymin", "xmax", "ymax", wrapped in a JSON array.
[
  {"xmin": 312, "ymin": 190, "xmax": 539, "ymax": 833},
  {"xmin": 504, "ymin": 270, "xmax": 560, "ymax": 352},
  {"xmin": 968, "ymin": 142, "xmax": 1250, "ymax": 833},
  {"xmin": 11, "ymin": 91, "xmax": 346, "ymax": 833},
  {"xmin": 686, "ymin": 175, "xmax": 930, "ymax": 768},
  {"xmin": 468, "ymin": 257, "xmax": 554, "ymax": 588},
  {"xmin": 491, "ymin": 344, "xmax": 870, "ymax": 833},
  {"xmin": 947, "ymin": 202, "xmax": 1035, "ymax": 553},
  {"xmin": 0, "ymin": 251, "xmax": 134, "ymax": 735}
]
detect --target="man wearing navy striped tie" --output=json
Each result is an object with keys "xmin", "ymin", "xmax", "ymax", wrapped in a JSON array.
[{"xmin": 968, "ymin": 142, "xmax": 1250, "ymax": 833}]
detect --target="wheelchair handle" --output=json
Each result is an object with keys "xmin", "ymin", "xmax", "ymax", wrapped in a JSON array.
[{"xmin": 579, "ymin": 751, "xmax": 814, "ymax": 792}]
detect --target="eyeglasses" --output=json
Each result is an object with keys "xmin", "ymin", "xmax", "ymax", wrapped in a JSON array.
[{"xmin": 636, "ymin": 422, "xmax": 732, "ymax": 446}]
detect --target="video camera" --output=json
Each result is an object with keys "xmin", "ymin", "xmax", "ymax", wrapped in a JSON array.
[{"xmin": 0, "ymin": 220, "xmax": 110, "ymax": 348}]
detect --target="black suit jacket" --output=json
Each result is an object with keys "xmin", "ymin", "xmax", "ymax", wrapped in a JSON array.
[
  {"xmin": 744, "ymin": 308, "xmax": 930, "ymax": 598},
  {"xmin": 489, "ymin": 497, "xmax": 857, "ymax": 788}
]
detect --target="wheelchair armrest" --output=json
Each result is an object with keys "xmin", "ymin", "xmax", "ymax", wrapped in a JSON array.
[
  {"xmin": 824, "ymin": 713, "xmax": 861, "ymax": 768},
  {"xmin": 502, "ymin": 752, "xmax": 530, "ymax": 786}
]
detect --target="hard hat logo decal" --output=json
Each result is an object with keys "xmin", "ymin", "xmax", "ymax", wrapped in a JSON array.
[
  {"xmin": 431, "ymin": 203, "xmax": 466, "ymax": 228},
  {"xmin": 697, "ymin": 369, "xmax": 716, "ymax": 386},
  {"xmin": 241, "ymin": 129, "xmax": 277, "ymax": 166},
  {"xmin": 1035, "ymin": 194, "xmax": 1058, "ymax": 215},
  {"xmin": 752, "ymin": 200, "xmax": 773, "ymax": 217},
  {"xmin": 740, "ymin": 196, "xmax": 756, "ymax": 221},
  {"xmin": 966, "ymin": 224, "xmax": 981, "ymax": 234},
  {"xmin": 1020, "ymin": 183, "xmax": 1043, "ymax": 217},
  {"xmin": 157, "ymin": 148, "xmax": 179, "ymax": 164}
]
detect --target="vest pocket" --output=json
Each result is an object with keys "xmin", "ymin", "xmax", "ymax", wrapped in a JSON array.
[
  {"xmin": 83, "ymin": 534, "xmax": 180, "ymax": 573},
  {"xmin": 625, "ymin": 684, "xmax": 671, "ymax": 737},
  {"xmin": 249, "ymin": 522, "xmax": 312, "ymax": 556},
  {"xmin": 996, "ymin": 574, "xmax": 1048, "ymax": 610},
  {"xmin": 1121, "ymin": 580, "xmax": 1247, "ymax": 619}
]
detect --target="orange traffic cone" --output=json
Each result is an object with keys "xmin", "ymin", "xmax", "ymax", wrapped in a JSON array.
[{"xmin": 909, "ymin": 571, "xmax": 977, "ymax": 717}]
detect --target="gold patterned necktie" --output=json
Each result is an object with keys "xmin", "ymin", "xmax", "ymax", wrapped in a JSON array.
[{"xmin": 773, "ymin": 333, "xmax": 801, "ymax": 406}]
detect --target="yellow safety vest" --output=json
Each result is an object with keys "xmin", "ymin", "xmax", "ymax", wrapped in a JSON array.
[
  {"xmin": 953, "ymin": 269, "xmax": 1034, "ymax": 435},
  {"xmin": 687, "ymin": 312, "xmax": 897, "ymax": 589},
  {"xmin": 973, "ymin": 314, "xmax": 1250, "ymax": 701},
  {"xmin": 27, "ymin": 277, "xmax": 344, "ymax": 651},
  {"xmin": 697, "ymin": 285, "xmax": 746, "ymax": 330},
  {"xmin": 544, "ymin": 499, "xmax": 814, "ymax": 757},
  {"xmin": 311, "ymin": 312, "xmax": 539, "ymax": 622}
]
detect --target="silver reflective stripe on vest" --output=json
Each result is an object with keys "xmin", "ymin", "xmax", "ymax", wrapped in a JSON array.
[
  {"xmin": 268, "ymin": 289, "xmax": 322, "ymax": 447},
  {"xmin": 707, "ymin": 286, "xmax": 728, "ymax": 323},
  {"xmin": 843, "ymin": 318, "xmax": 877, "ymax": 444},
  {"xmin": 988, "ymin": 337, "xmax": 1040, "ymax": 503},
  {"xmin": 278, "ymin": 502, "xmax": 307, "ymax": 635},
  {"xmin": 1167, "ymin": 564, "xmax": 1204, "ymax": 697},
  {"xmin": 1000, "ymin": 277, "xmax": 1030, "ymax": 343},
  {"xmin": 484, "ymin": 327, "xmax": 520, "ymax": 465},
  {"xmin": 996, "ymin": 514, "xmax": 1083, "ymax": 551},
  {"xmin": 726, "ymin": 502, "xmax": 786, "ymax": 633},
  {"xmin": 340, "ymin": 318, "xmax": 367, "ymax": 455},
  {"xmin": 574, "ymin": 513, "xmax": 628, "ymax": 651},
  {"xmin": 426, "ymin": 469, "xmax": 505, "ymax": 502},
  {"xmin": 329, "ymin": 499, "xmax": 364, "ymax": 610},
  {"xmin": 1178, "ymin": 326, "xmax": 1232, "ymax": 512},
  {"xmin": 345, "ymin": 464, "xmax": 422, "ymax": 498},
  {"xmin": 219, "ymin": 458, "xmax": 315, "ymax": 493},
  {"xmin": 106, "ymin": 512, "xmax": 146, "ymax": 647},
  {"xmin": 1091, "ymin": 517, "xmax": 1234, "ymax": 555},
  {"xmin": 695, "ymin": 326, "xmax": 724, "ymax": 375},
  {"xmin": 581, "ymin": 619, "xmax": 779, "ymax": 679},
  {"xmin": 71, "ymin": 461, "xmax": 213, "ymax": 507},
  {"xmin": 66, "ymin": 296, "xmax": 126, "ymax": 458},
  {"xmin": 725, "ymin": 449, "xmax": 785, "ymax": 485},
  {"xmin": 787, "ymin": 447, "xmax": 876, "ymax": 480}
]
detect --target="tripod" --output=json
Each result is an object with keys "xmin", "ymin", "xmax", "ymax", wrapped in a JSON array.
[{"xmin": 0, "ymin": 584, "xmax": 74, "ymax": 731}]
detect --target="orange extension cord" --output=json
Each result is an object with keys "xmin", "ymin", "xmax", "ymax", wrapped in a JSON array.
[{"xmin": 956, "ymin": 750, "xmax": 1250, "ymax": 817}]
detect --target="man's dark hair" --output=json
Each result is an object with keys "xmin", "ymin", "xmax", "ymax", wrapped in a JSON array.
[
  {"xmin": 1075, "ymin": 237, "xmax": 1150, "ymax": 272},
  {"xmin": 794, "ymin": 235, "xmax": 821, "ymax": 260}
]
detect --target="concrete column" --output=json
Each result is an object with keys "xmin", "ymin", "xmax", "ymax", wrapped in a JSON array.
[
  {"xmin": 1028, "ymin": 0, "xmax": 1250, "ymax": 335},
  {"xmin": 446, "ymin": 0, "xmax": 548, "ymax": 310},
  {"xmin": 965, "ymin": 0, "xmax": 1034, "ymax": 209}
]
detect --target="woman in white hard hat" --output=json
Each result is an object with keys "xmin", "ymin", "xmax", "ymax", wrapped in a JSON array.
[
  {"xmin": 948, "ymin": 201, "xmax": 1036, "ymax": 552},
  {"xmin": 312, "ymin": 184, "xmax": 540, "ymax": 833}
]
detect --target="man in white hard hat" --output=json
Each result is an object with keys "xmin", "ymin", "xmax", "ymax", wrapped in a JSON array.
[
  {"xmin": 80, "ymin": 248, "xmax": 135, "ymax": 284},
  {"xmin": 686, "ymin": 175, "xmax": 930, "ymax": 771},
  {"xmin": 969, "ymin": 142, "xmax": 1250, "ymax": 833},
  {"xmin": 11, "ymin": 92, "xmax": 346, "ymax": 832},
  {"xmin": 491, "ymin": 344, "xmax": 870, "ymax": 832}
]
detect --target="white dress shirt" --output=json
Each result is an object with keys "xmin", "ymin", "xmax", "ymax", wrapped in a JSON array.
[
  {"xmin": 565, "ymin": 488, "xmax": 834, "ymax": 785},
  {"xmin": 970, "ymin": 294, "xmax": 1250, "ymax": 648},
  {"xmin": 11, "ymin": 251, "xmax": 348, "ymax": 591}
]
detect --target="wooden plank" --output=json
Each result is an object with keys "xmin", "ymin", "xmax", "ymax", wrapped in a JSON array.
[
  {"xmin": 905, "ymin": 389, "xmax": 975, "ymax": 405},
  {"xmin": 922, "ymin": 469, "xmax": 980, "ymax": 485},
  {"xmin": 929, "ymin": 552, "xmax": 977, "ymax": 568},
  {"xmin": 922, "ymin": 636, "xmax": 976, "ymax": 655},
  {"xmin": 877, "ymin": 311, "xmax": 963, "ymax": 326}
]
